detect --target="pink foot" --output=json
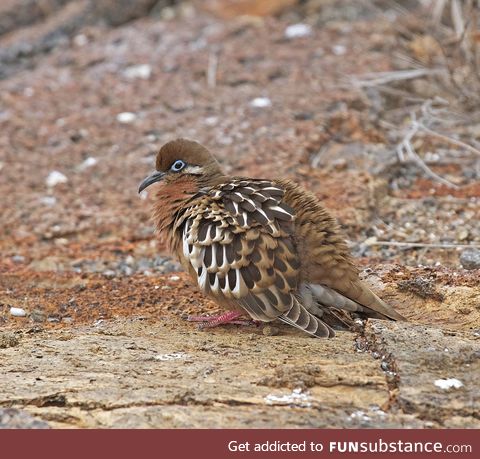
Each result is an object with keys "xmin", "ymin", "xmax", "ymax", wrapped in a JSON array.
[{"xmin": 186, "ymin": 311, "xmax": 256, "ymax": 329}]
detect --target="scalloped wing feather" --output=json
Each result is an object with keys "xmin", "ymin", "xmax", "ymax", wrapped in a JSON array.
[{"xmin": 178, "ymin": 180, "xmax": 299, "ymax": 322}]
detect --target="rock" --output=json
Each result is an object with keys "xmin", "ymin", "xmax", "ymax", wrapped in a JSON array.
[
  {"xmin": 116, "ymin": 112, "xmax": 137, "ymax": 123},
  {"xmin": 365, "ymin": 320, "xmax": 480, "ymax": 427},
  {"xmin": 460, "ymin": 249, "xmax": 480, "ymax": 270},
  {"xmin": 0, "ymin": 318, "xmax": 413, "ymax": 428},
  {"xmin": 0, "ymin": 332, "xmax": 19, "ymax": 349},
  {"xmin": 78, "ymin": 157, "xmax": 98, "ymax": 170},
  {"xmin": 73, "ymin": 34, "xmax": 88, "ymax": 47},
  {"xmin": 123, "ymin": 64, "xmax": 151, "ymax": 80},
  {"xmin": 456, "ymin": 229, "xmax": 469, "ymax": 241},
  {"xmin": 103, "ymin": 270, "xmax": 116, "ymax": 278},
  {"xmin": 204, "ymin": 116, "xmax": 218, "ymax": 126},
  {"xmin": 434, "ymin": 378, "xmax": 464, "ymax": 390},
  {"xmin": 10, "ymin": 307, "xmax": 26, "ymax": 317},
  {"xmin": 31, "ymin": 309, "xmax": 47, "ymax": 323},
  {"xmin": 11, "ymin": 255, "xmax": 25, "ymax": 263},
  {"xmin": 45, "ymin": 171, "xmax": 68, "ymax": 187},
  {"xmin": 29, "ymin": 257, "xmax": 61, "ymax": 272},
  {"xmin": 0, "ymin": 408, "xmax": 50, "ymax": 429},
  {"xmin": 262, "ymin": 325, "xmax": 279, "ymax": 336},
  {"xmin": 331, "ymin": 44, "xmax": 347, "ymax": 55},
  {"xmin": 250, "ymin": 97, "xmax": 271, "ymax": 108},
  {"xmin": 39, "ymin": 196, "xmax": 57, "ymax": 206},
  {"xmin": 284, "ymin": 24, "xmax": 312, "ymax": 39}
]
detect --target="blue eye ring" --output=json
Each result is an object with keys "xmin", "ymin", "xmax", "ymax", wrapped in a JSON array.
[{"xmin": 170, "ymin": 159, "xmax": 186, "ymax": 172}]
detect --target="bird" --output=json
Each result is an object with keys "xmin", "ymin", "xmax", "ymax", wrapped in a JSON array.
[{"xmin": 138, "ymin": 138, "xmax": 405, "ymax": 338}]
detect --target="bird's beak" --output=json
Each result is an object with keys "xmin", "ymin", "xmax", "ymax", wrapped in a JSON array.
[{"xmin": 138, "ymin": 171, "xmax": 165, "ymax": 193}]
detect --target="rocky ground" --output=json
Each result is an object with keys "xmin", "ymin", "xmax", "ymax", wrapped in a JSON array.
[{"xmin": 0, "ymin": 0, "xmax": 479, "ymax": 428}]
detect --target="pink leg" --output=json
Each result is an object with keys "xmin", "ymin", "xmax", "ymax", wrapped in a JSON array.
[{"xmin": 186, "ymin": 311, "xmax": 255, "ymax": 329}]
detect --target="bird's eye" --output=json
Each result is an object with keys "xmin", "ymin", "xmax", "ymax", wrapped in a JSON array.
[{"xmin": 170, "ymin": 160, "xmax": 186, "ymax": 172}]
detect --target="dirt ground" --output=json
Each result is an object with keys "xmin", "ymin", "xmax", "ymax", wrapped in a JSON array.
[{"xmin": 1, "ymin": 0, "xmax": 479, "ymax": 428}]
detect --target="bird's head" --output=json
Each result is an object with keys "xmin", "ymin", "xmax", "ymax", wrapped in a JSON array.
[{"xmin": 138, "ymin": 139, "xmax": 224, "ymax": 193}]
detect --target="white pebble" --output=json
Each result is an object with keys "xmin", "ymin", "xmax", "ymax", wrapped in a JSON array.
[
  {"xmin": 250, "ymin": 97, "xmax": 272, "ymax": 108},
  {"xmin": 78, "ymin": 157, "xmax": 98, "ymax": 170},
  {"xmin": 154, "ymin": 352, "xmax": 188, "ymax": 361},
  {"xmin": 264, "ymin": 388, "xmax": 311, "ymax": 407},
  {"xmin": 434, "ymin": 378, "xmax": 464, "ymax": 390},
  {"xmin": 332, "ymin": 44, "xmax": 347, "ymax": 55},
  {"xmin": 284, "ymin": 23, "xmax": 312, "ymax": 39},
  {"xmin": 216, "ymin": 135, "xmax": 233, "ymax": 145},
  {"xmin": 349, "ymin": 410, "xmax": 371, "ymax": 421},
  {"xmin": 46, "ymin": 171, "xmax": 68, "ymax": 187},
  {"xmin": 10, "ymin": 307, "xmax": 26, "ymax": 317},
  {"xmin": 123, "ymin": 64, "xmax": 152, "ymax": 80},
  {"xmin": 204, "ymin": 116, "xmax": 218, "ymax": 126},
  {"xmin": 39, "ymin": 196, "xmax": 57, "ymax": 206},
  {"xmin": 73, "ymin": 34, "xmax": 88, "ymax": 47},
  {"xmin": 169, "ymin": 275, "xmax": 180, "ymax": 281},
  {"xmin": 116, "ymin": 112, "xmax": 137, "ymax": 124}
]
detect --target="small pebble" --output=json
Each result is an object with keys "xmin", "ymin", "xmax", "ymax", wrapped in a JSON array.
[
  {"xmin": 39, "ymin": 196, "xmax": 57, "ymax": 206},
  {"xmin": 459, "ymin": 249, "xmax": 480, "ymax": 270},
  {"xmin": 31, "ymin": 309, "xmax": 46, "ymax": 323},
  {"xmin": 154, "ymin": 352, "xmax": 188, "ymax": 361},
  {"xmin": 262, "ymin": 325, "xmax": 279, "ymax": 336},
  {"xmin": 250, "ymin": 97, "xmax": 271, "ymax": 108},
  {"xmin": 456, "ymin": 229, "xmax": 469, "ymax": 241},
  {"xmin": 116, "ymin": 112, "xmax": 137, "ymax": 123},
  {"xmin": 169, "ymin": 275, "xmax": 180, "ymax": 281},
  {"xmin": 204, "ymin": 116, "xmax": 218, "ymax": 126},
  {"xmin": 332, "ymin": 44, "xmax": 347, "ymax": 55},
  {"xmin": 103, "ymin": 270, "xmax": 116, "ymax": 279},
  {"xmin": 0, "ymin": 332, "xmax": 19, "ymax": 349},
  {"xmin": 284, "ymin": 23, "xmax": 312, "ymax": 39},
  {"xmin": 125, "ymin": 255, "xmax": 135, "ymax": 265},
  {"xmin": 10, "ymin": 307, "xmax": 27, "ymax": 317},
  {"xmin": 73, "ymin": 34, "xmax": 88, "ymax": 47},
  {"xmin": 78, "ymin": 157, "xmax": 98, "ymax": 170},
  {"xmin": 46, "ymin": 171, "xmax": 68, "ymax": 187},
  {"xmin": 123, "ymin": 64, "xmax": 152, "ymax": 80},
  {"xmin": 434, "ymin": 378, "xmax": 464, "ymax": 390}
]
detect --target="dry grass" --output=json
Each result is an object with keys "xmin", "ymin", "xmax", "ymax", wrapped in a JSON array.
[{"xmin": 352, "ymin": 0, "xmax": 480, "ymax": 188}]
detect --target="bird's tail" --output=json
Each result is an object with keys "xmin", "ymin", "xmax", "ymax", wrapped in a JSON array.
[
  {"xmin": 307, "ymin": 281, "xmax": 406, "ymax": 321},
  {"xmin": 279, "ymin": 298, "xmax": 335, "ymax": 338}
]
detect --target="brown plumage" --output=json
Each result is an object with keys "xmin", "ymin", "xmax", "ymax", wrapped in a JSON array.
[{"xmin": 139, "ymin": 138, "xmax": 405, "ymax": 338}]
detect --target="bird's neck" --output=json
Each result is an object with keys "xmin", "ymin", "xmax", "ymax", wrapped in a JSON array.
[{"xmin": 152, "ymin": 175, "xmax": 203, "ymax": 251}]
